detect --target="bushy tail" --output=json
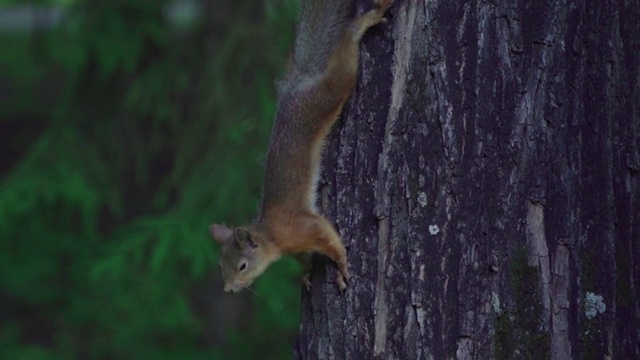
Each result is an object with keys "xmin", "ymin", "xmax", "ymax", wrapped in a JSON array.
[{"xmin": 293, "ymin": 0, "xmax": 354, "ymax": 77}]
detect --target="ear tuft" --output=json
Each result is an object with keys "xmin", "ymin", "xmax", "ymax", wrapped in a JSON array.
[
  {"xmin": 209, "ymin": 224, "xmax": 233, "ymax": 244},
  {"xmin": 234, "ymin": 227, "xmax": 258, "ymax": 249}
]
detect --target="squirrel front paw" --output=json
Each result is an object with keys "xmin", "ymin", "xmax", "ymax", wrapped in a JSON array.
[
  {"xmin": 302, "ymin": 272, "xmax": 312, "ymax": 291},
  {"xmin": 301, "ymin": 266, "xmax": 348, "ymax": 291},
  {"xmin": 336, "ymin": 265, "xmax": 351, "ymax": 291}
]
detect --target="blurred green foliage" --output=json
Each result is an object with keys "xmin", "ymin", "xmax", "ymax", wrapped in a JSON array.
[{"xmin": 0, "ymin": 0, "xmax": 301, "ymax": 358}]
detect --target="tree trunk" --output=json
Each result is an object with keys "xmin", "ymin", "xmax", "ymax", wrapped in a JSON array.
[{"xmin": 296, "ymin": 0, "xmax": 640, "ymax": 359}]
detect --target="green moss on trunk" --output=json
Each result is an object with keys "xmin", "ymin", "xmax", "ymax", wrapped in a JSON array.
[{"xmin": 494, "ymin": 249, "xmax": 549, "ymax": 359}]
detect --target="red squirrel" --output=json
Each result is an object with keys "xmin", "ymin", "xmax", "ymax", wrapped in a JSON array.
[{"xmin": 209, "ymin": 0, "xmax": 394, "ymax": 293}]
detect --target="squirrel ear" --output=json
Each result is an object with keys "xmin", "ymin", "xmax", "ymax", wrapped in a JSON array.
[
  {"xmin": 209, "ymin": 224, "xmax": 233, "ymax": 244},
  {"xmin": 234, "ymin": 227, "xmax": 258, "ymax": 249}
]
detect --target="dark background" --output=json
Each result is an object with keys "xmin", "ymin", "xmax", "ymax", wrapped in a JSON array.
[{"xmin": 0, "ymin": 0, "xmax": 301, "ymax": 358}]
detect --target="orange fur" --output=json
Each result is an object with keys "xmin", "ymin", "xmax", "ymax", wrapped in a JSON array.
[{"xmin": 211, "ymin": 0, "xmax": 394, "ymax": 292}]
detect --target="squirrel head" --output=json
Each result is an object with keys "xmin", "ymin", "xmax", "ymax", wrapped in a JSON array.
[{"xmin": 209, "ymin": 224, "xmax": 276, "ymax": 293}]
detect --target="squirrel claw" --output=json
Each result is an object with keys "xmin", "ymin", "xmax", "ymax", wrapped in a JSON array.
[
  {"xmin": 337, "ymin": 267, "xmax": 351, "ymax": 291},
  {"xmin": 375, "ymin": 0, "xmax": 395, "ymax": 12},
  {"xmin": 337, "ymin": 274, "xmax": 348, "ymax": 291},
  {"xmin": 302, "ymin": 273, "xmax": 312, "ymax": 291}
]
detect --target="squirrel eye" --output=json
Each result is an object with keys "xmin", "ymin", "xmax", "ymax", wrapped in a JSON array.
[{"xmin": 238, "ymin": 262, "xmax": 247, "ymax": 272}]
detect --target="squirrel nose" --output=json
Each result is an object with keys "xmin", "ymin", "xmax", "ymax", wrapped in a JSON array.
[{"xmin": 224, "ymin": 284, "xmax": 232, "ymax": 293}]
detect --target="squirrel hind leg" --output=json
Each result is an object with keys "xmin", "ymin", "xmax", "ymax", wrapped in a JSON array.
[
  {"xmin": 350, "ymin": 0, "xmax": 395, "ymax": 42},
  {"xmin": 318, "ymin": 0, "xmax": 394, "ymax": 100}
]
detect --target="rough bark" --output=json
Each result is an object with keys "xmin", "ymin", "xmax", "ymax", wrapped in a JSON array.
[{"xmin": 296, "ymin": 0, "xmax": 640, "ymax": 359}]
